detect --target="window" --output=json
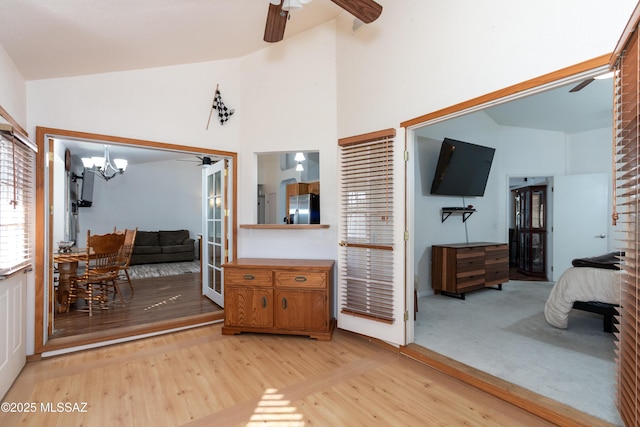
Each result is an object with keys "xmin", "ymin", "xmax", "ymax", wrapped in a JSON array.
[
  {"xmin": 612, "ymin": 9, "xmax": 640, "ymax": 425},
  {"xmin": 0, "ymin": 125, "xmax": 36, "ymax": 277},
  {"xmin": 339, "ymin": 129, "xmax": 396, "ymax": 323}
]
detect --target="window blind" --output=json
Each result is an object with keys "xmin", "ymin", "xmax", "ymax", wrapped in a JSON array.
[
  {"xmin": 612, "ymin": 19, "xmax": 640, "ymax": 427},
  {"xmin": 339, "ymin": 129, "xmax": 396, "ymax": 323},
  {"xmin": 0, "ymin": 125, "xmax": 36, "ymax": 277}
]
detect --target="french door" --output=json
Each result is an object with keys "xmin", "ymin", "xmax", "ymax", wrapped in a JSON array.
[{"xmin": 202, "ymin": 159, "xmax": 228, "ymax": 306}]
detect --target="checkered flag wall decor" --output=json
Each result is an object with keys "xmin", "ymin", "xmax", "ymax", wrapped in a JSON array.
[{"xmin": 206, "ymin": 85, "xmax": 235, "ymax": 129}]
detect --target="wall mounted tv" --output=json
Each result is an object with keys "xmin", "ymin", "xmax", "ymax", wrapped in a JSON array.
[
  {"xmin": 77, "ymin": 169, "xmax": 95, "ymax": 207},
  {"xmin": 430, "ymin": 138, "xmax": 495, "ymax": 197}
]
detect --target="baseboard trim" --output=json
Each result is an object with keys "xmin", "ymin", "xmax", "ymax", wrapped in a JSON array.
[{"xmin": 400, "ymin": 343, "xmax": 616, "ymax": 427}]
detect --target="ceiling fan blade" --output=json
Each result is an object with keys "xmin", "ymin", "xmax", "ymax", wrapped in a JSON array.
[
  {"xmin": 569, "ymin": 78, "xmax": 594, "ymax": 93},
  {"xmin": 330, "ymin": 0, "xmax": 383, "ymax": 24},
  {"xmin": 264, "ymin": 2, "xmax": 289, "ymax": 43}
]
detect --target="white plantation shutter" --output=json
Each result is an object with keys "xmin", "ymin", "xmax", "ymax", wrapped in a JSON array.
[
  {"xmin": 339, "ymin": 129, "xmax": 396, "ymax": 323},
  {"xmin": 0, "ymin": 125, "xmax": 36, "ymax": 277}
]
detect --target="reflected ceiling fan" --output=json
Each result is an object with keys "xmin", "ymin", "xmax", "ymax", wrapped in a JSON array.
[{"xmin": 264, "ymin": 0, "xmax": 383, "ymax": 43}]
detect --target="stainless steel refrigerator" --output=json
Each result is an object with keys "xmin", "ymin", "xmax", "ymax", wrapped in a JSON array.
[{"xmin": 289, "ymin": 194, "xmax": 320, "ymax": 224}]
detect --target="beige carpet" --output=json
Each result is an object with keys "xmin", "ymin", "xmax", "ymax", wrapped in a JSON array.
[{"xmin": 415, "ymin": 280, "xmax": 620, "ymax": 426}]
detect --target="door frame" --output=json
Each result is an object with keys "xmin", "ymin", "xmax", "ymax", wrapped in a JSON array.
[
  {"xmin": 34, "ymin": 126, "xmax": 237, "ymax": 355},
  {"xmin": 400, "ymin": 56, "xmax": 614, "ymax": 421},
  {"xmin": 402, "ymin": 56, "xmax": 612, "ymax": 346},
  {"xmin": 202, "ymin": 159, "xmax": 230, "ymax": 306}
]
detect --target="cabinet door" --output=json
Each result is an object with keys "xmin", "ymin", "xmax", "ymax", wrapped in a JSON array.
[
  {"xmin": 225, "ymin": 287, "xmax": 273, "ymax": 328},
  {"xmin": 274, "ymin": 290, "xmax": 327, "ymax": 331}
]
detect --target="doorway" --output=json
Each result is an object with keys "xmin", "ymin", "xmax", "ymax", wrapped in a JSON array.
[
  {"xmin": 405, "ymin": 59, "xmax": 618, "ymax": 422},
  {"xmin": 509, "ymin": 180, "xmax": 549, "ymax": 281},
  {"xmin": 34, "ymin": 127, "xmax": 237, "ymax": 354}
]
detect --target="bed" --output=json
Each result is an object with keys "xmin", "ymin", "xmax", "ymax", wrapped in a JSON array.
[{"xmin": 544, "ymin": 252, "xmax": 622, "ymax": 331}]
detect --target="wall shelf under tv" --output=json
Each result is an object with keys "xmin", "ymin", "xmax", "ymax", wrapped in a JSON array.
[{"xmin": 441, "ymin": 207, "xmax": 476, "ymax": 223}]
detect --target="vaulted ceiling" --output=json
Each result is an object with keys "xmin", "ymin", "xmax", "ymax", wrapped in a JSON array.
[
  {"xmin": 1, "ymin": 1, "xmax": 612, "ymax": 138},
  {"xmin": 0, "ymin": 0, "xmax": 343, "ymax": 80}
]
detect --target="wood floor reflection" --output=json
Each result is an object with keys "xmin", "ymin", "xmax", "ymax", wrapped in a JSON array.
[{"xmin": 51, "ymin": 272, "xmax": 222, "ymax": 339}]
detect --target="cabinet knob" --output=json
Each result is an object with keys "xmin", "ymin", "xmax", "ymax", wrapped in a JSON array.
[
  {"xmin": 243, "ymin": 274, "xmax": 255, "ymax": 280},
  {"xmin": 295, "ymin": 276, "xmax": 307, "ymax": 282},
  {"xmin": 261, "ymin": 296, "xmax": 267, "ymax": 308},
  {"xmin": 282, "ymin": 297, "xmax": 288, "ymax": 310}
]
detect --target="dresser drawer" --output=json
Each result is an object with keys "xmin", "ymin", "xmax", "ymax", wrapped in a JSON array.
[
  {"xmin": 456, "ymin": 275, "xmax": 485, "ymax": 292},
  {"xmin": 455, "ymin": 247, "xmax": 485, "ymax": 262},
  {"xmin": 225, "ymin": 269, "xmax": 272, "ymax": 287},
  {"xmin": 275, "ymin": 271, "xmax": 327, "ymax": 289},
  {"xmin": 485, "ymin": 245, "xmax": 508, "ymax": 260}
]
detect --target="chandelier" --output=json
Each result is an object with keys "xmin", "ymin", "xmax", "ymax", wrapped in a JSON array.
[{"xmin": 81, "ymin": 145, "xmax": 128, "ymax": 181}]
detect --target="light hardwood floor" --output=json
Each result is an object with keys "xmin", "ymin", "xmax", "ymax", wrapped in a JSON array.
[{"xmin": 2, "ymin": 324, "xmax": 578, "ymax": 427}]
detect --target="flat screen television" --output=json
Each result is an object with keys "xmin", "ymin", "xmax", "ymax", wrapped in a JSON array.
[
  {"xmin": 77, "ymin": 169, "xmax": 95, "ymax": 207},
  {"xmin": 430, "ymin": 138, "xmax": 495, "ymax": 197}
]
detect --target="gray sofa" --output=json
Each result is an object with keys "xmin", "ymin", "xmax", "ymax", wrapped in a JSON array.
[{"xmin": 130, "ymin": 230, "xmax": 195, "ymax": 265}]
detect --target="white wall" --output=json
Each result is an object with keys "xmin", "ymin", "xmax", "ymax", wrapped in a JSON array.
[
  {"xmin": 0, "ymin": 0, "xmax": 634, "ymax": 353},
  {"xmin": 236, "ymin": 20, "xmax": 338, "ymax": 259},
  {"xmin": 413, "ymin": 111, "xmax": 570, "ymax": 294},
  {"xmin": 27, "ymin": 59, "xmax": 242, "ymax": 151},
  {"xmin": 27, "ymin": 20, "xmax": 339, "ymax": 261},
  {"xmin": 0, "ymin": 43, "xmax": 26, "ymax": 127},
  {"xmin": 412, "ymin": 112, "xmax": 615, "ymax": 295},
  {"xmin": 335, "ymin": 0, "xmax": 636, "ymax": 138},
  {"xmin": 25, "ymin": 1, "xmax": 635, "ymax": 265},
  {"xmin": 70, "ymin": 159, "xmax": 202, "ymax": 247}
]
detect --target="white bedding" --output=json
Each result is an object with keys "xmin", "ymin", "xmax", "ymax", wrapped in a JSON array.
[{"xmin": 544, "ymin": 267, "xmax": 620, "ymax": 329}]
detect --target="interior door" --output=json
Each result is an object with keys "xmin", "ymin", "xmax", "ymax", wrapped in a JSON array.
[
  {"xmin": 337, "ymin": 128, "xmax": 406, "ymax": 346},
  {"xmin": 551, "ymin": 173, "xmax": 608, "ymax": 281},
  {"xmin": 202, "ymin": 159, "xmax": 227, "ymax": 306}
]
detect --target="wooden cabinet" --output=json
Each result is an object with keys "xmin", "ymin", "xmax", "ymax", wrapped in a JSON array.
[
  {"xmin": 431, "ymin": 242, "xmax": 508, "ymax": 299},
  {"xmin": 307, "ymin": 181, "xmax": 320, "ymax": 195},
  {"xmin": 285, "ymin": 182, "xmax": 320, "ymax": 223},
  {"xmin": 222, "ymin": 258, "xmax": 335, "ymax": 340},
  {"xmin": 514, "ymin": 185, "xmax": 547, "ymax": 278}
]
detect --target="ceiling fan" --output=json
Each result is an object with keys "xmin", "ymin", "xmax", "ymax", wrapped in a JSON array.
[
  {"xmin": 178, "ymin": 155, "xmax": 216, "ymax": 166},
  {"xmin": 569, "ymin": 78, "xmax": 594, "ymax": 93},
  {"xmin": 569, "ymin": 71, "xmax": 616, "ymax": 93},
  {"xmin": 264, "ymin": 0, "xmax": 383, "ymax": 43}
]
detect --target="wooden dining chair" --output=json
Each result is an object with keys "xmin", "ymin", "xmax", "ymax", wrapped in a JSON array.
[
  {"xmin": 115, "ymin": 227, "xmax": 138, "ymax": 295},
  {"xmin": 67, "ymin": 231, "xmax": 126, "ymax": 316}
]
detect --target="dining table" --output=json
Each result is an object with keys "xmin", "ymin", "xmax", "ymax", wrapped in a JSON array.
[{"xmin": 53, "ymin": 249, "xmax": 88, "ymax": 313}]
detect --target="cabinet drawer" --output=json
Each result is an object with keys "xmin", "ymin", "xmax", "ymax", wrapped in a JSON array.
[
  {"xmin": 455, "ymin": 260, "xmax": 484, "ymax": 275},
  {"xmin": 485, "ymin": 245, "xmax": 508, "ymax": 260},
  {"xmin": 455, "ymin": 247, "xmax": 485, "ymax": 261},
  {"xmin": 225, "ymin": 270, "xmax": 272, "ymax": 287},
  {"xmin": 275, "ymin": 271, "xmax": 327, "ymax": 289},
  {"xmin": 457, "ymin": 276, "xmax": 485, "ymax": 292}
]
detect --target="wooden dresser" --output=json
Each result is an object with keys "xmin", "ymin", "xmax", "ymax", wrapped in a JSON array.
[
  {"xmin": 431, "ymin": 242, "xmax": 509, "ymax": 299},
  {"xmin": 222, "ymin": 258, "xmax": 335, "ymax": 340}
]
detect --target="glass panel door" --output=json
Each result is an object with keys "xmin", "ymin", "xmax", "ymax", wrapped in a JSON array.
[{"xmin": 202, "ymin": 159, "xmax": 226, "ymax": 306}]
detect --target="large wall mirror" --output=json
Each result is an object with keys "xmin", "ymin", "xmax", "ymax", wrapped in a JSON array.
[{"xmin": 257, "ymin": 151, "xmax": 320, "ymax": 225}]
